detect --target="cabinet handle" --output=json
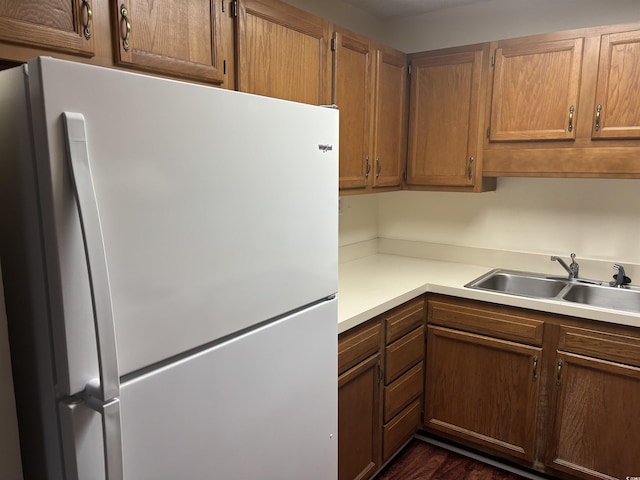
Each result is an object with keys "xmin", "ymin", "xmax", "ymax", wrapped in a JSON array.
[
  {"xmin": 82, "ymin": 0, "xmax": 93, "ymax": 40},
  {"xmin": 375, "ymin": 157, "xmax": 381, "ymax": 179},
  {"xmin": 594, "ymin": 104, "xmax": 602, "ymax": 132},
  {"xmin": 532, "ymin": 355, "xmax": 539, "ymax": 382},
  {"xmin": 364, "ymin": 156, "xmax": 370, "ymax": 179},
  {"xmin": 467, "ymin": 156, "xmax": 474, "ymax": 180},
  {"xmin": 568, "ymin": 105, "xmax": 574, "ymax": 132},
  {"xmin": 377, "ymin": 359, "xmax": 383, "ymax": 384},
  {"xmin": 556, "ymin": 359, "xmax": 563, "ymax": 386},
  {"xmin": 120, "ymin": 4, "xmax": 131, "ymax": 52}
]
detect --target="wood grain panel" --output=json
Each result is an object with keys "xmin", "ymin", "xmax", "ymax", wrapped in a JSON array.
[
  {"xmin": 558, "ymin": 325, "xmax": 640, "ymax": 367},
  {"xmin": 384, "ymin": 362, "xmax": 423, "ymax": 422},
  {"xmin": 425, "ymin": 326, "xmax": 541, "ymax": 461},
  {"xmin": 338, "ymin": 320, "xmax": 381, "ymax": 375},
  {"xmin": 428, "ymin": 297, "xmax": 544, "ymax": 346},
  {"xmin": 547, "ymin": 352, "xmax": 640, "ymax": 480},
  {"xmin": 0, "ymin": 0, "xmax": 94, "ymax": 56},
  {"xmin": 385, "ymin": 327, "xmax": 423, "ymax": 384},
  {"xmin": 382, "ymin": 398, "xmax": 421, "ymax": 462},
  {"xmin": 384, "ymin": 296, "xmax": 425, "ymax": 345},
  {"xmin": 490, "ymin": 38, "xmax": 583, "ymax": 141}
]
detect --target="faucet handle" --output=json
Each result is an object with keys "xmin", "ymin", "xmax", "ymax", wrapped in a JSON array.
[{"xmin": 611, "ymin": 264, "xmax": 631, "ymax": 287}]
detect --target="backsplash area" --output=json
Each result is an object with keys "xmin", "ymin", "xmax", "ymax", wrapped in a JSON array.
[{"xmin": 339, "ymin": 178, "xmax": 640, "ymax": 280}]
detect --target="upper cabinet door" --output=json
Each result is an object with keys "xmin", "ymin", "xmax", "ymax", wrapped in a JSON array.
[
  {"xmin": 592, "ymin": 30, "xmax": 640, "ymax": 140},
  {"xmin": 372, "ymin": 47, "xmax": 407, "ymax": 188},
  {"xmin": 236, "ymin": 0, "xmax": 331, "ymax": 105},
  {"xmin": 406, "ymin": 47, "xmax": 484, "ymax": 187},
  {"xmin": 489, "ymin": 38, "xmax": 583, "ymax": 142},
  {"xmin": 333, "ymin": 28, "xmax": 373, "ymax": 190},
  {"xmin": 112, "ymin": 0, "xmax": 225, "ymax": 84},
  {"xmin": 0, "ymin": 0, "xmax": 95, "ymax": 56}
]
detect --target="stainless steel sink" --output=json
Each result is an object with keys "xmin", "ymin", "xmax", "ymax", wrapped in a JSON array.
[
  {"xmin": 466, "ymin": 268, "xmax": 640, "ymax": 314},
  {"xmin": 466, "ymin": 270, "xmax": 569, "ymax": 298},
  {"xmin": 562, "ymin": 283, "xmax": 640, "ymax": 313}
]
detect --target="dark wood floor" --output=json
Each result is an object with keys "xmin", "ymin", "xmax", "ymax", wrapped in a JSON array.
[{"xmin": 376, "ymin": 439, "xmax": 528, "ymax": 480}]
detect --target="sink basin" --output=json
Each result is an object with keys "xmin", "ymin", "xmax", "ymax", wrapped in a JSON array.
[
  {"xmin": 466, "ymin": 270, "xmax": 569, "ymax": 298},
  {"xmin": 562, "ymin": 283, "xmax": 640, "ymax": 313}
]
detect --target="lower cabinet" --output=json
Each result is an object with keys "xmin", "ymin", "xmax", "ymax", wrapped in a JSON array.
[
  {"xmin": 425, "ymin": 294, "xmax": 640, "ymax": 480},
  {"xmin": 546, "ymin": 326, "xmax": 640, "ymax": 480},
  {"xmin": 338, "ymin": 296, "xmax": 425, "ymax": 480}
]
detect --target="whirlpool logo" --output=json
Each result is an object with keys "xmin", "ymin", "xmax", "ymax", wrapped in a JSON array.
[{"xmin": 318, "ymin": 144, "xmax": 333, "ymax": 153}]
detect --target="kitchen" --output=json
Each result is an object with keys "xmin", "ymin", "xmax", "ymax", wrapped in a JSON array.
[{"xmin": 1, "ymin": 0, "xmax": 640, "ymax": 479}]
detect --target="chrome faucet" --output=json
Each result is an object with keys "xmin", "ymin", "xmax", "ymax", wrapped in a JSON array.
[
  {"xmin": 610, "ymin": 264, "xmax": 629, "ymax": 288},
  {"xmin": 551, "ymin": 253, "xmax": 579, "ymax": 280}
]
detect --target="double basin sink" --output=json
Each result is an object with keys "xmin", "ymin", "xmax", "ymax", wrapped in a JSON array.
[{"xmin": 466, "ymin": 269, "xmax": 640, "ymax": 314}]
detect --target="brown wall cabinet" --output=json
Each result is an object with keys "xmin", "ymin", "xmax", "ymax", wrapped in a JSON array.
[
  {"xmin": 236, "ymin": 0, "xmax": 331, "ymax": 105},
  {"xmin": 406, "ymin": 44, "xmax": 495, "ymax": 192},
  {"xmin": 483, "ymin": 22, "xmax": 640, "ymax": 177},
  {"xmin": 333, "ymin": 26, "xmax": 407, "ymax": 194}
]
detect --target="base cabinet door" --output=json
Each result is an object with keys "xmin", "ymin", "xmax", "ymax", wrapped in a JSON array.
[
  {"xmin": 338, "ymin": 353, "xmax": 382, "ymax": 480},
  {"xmin": 425, "ymin": 325, "xmax": 541, "ymax": 462},
  {"xmin": 547, "ymin": 352, "xmax": 640, "ymax": 480}
]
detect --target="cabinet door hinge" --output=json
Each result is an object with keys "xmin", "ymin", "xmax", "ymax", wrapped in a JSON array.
[
  {"xmin": 232, "ymin": 0, "xmax": 238, "ymax": 17},
  {"xmin": 331, "ymin": 36, "xmax": 337, "ymax": 52},
  {"xmin": 486, "ymin": 126, "xmax": 491, "ymax": 138}
]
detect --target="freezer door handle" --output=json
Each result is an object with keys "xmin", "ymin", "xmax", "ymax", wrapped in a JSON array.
[
  {"xmin": 86, "ymin": 395, "xmax": 124, "ymax": 480},
  {"xmin": 63, "ymin": 112, "xmax": 120, "ymax": 401}
]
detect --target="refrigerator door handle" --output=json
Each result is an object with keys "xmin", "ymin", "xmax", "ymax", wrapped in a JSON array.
[
  {"xmin": 62, "ymin": 111, "xmax": 120, "ymax": 402},
  {"xmin": 85, "ymin": 395, "xmax": 124, "ymax": 480}
]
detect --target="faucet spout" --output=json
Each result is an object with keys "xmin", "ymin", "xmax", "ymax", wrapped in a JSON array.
[{"xmin": 551, "ymin": 253, "xmax": 579, "ymax": 280}]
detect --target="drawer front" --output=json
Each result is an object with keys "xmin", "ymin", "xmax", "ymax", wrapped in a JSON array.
[
  {"xmin": 428, "ymin": 297, "xmax": 544, "ymax": 346},
  {"xmin": 558, "ymin": 325, "xmax": 640, "ymax": 367},
  {"xmin": 385, "ymin": 327, "xmax": 424, "ymax": 384},
  {"xmin": 385, "ymin": 296, "xmax": 425, "ymax": 344},
  {"xmin": 383, "ymin": 398, "xmax": 421, "ymax": 462},
  {"xmin": 338, "ymin": 321, "xmax": 382, "ymax": 375},
  {"xmin": 384, "ymin": 362, "xmax": 423, "ymax": 423}
]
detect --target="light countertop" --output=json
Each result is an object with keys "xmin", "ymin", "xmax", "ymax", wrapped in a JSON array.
[{"xmin": 338, "ymin": 254, "xmax": 640, "ymax": 334}]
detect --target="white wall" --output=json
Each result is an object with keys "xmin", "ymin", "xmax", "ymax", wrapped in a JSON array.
[
  {"xmin": 0, "ymin": 266, "xmax": 23, "ymax": 480},
  {"xmin": 378, "ymin": 179, "xmax": 640, "ymax": 265},
  {"xmin": 381, "ymin": 0, "xmax": 640, "ymax": 52}
]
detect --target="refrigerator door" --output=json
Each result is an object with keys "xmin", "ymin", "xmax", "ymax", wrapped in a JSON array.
[
  {"xmin": 59, "ymin": 298, "xmax": 338, "ymax": 480},
  {"xmin": 25, "ymin": 57, "xmax": 338, "ymax": 394}
]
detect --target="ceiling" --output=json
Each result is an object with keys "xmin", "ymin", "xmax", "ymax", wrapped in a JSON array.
[{"xmin": 342, "ymin": 0, "xmax": 492, "ymax": 19}]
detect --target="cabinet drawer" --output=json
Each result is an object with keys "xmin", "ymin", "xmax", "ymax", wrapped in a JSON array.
[
  {"xmin": 385, "ymin": 327, "xmax": 424, "ymax": 384},
  {"xmin": 385, "ymin": 296, "xmax": 425, "ymax": 344},
  {"xmin": 339, "ymin": 321, "xmax": 382, "ymax": 375},
  {"xmin": 558, "ymin": 325, "xmax": 640, "ymax": 367},
  {"xmin": 383, "ymin": 398, "xmax": 421, "ymax": 462},
  {"xmin": 428, "ymin": 297, "xmax": 544, "ymax": 346},
  {"xmin": 384, "ymin": 362, "xmax": 423, "ymax": 423}
]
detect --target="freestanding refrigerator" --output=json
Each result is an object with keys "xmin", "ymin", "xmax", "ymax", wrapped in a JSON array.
[{"xmin": 0, "ymin": 57, "xmax": 338, "ymax": 480}]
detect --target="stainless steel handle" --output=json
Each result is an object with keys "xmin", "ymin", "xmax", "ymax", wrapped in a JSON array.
[
  {"xmin": 63, "ymin": 113, "xmax": 120, "ymax": 403},
  {"xmin": 568, "ymin": 105, "xmax": 574, "ymax": 132},
  {"xmin": 532, "ymin": 355, "xmax": 539, "ymax": 382},
  {"xmin": 595, "ymin": 104, "xmax": 602, "ymax": 132},
  {"xmin": 375, "ymin": 157, "xmax": 381, "ymax": 179},
  {"xmin": 365, "ymin": 156, "xmax": 370, "ymax": 179},
  {"xmin": 82, "ymin": 0, "xmax": 93, "ymax": 40},
  {"xmin": 467, "ymin": 156, "xmax": 474, "ymax": 180},
  {"xmin": 120, "ymin": 4, "xmax": 131, "ymax": 52}
]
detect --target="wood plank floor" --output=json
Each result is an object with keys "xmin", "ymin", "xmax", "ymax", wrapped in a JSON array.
[{"xmin": 376, "ymin": 439, "xmax": 529, "ymax": 480}]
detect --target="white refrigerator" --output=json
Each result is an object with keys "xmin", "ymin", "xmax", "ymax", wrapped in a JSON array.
[{"xmin": 0, "ymin": 57, "xmax": 338, "ymax": 480}]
